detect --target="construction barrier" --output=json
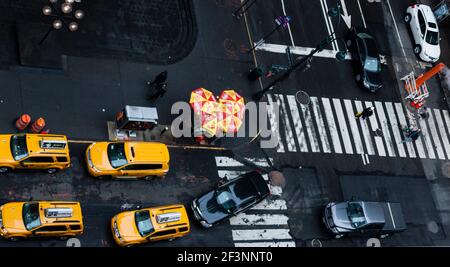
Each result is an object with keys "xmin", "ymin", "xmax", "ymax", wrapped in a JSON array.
[
  {"xmin": 15, "ymin": 114, "xmax": 31, "ymax": 131},
  {"xmin": 31, "ymin": 117, "xmax": 46, "ymax": 133}
]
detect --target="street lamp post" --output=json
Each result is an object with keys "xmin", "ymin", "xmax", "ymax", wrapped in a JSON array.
[
  {"xmin": 232, "ymin": 0, "xmax": 258, "ymax": 19},
  {"xmin": 248, "ymin": 15, "xmax": 291, "ymax": 54},
  {"xmin": 253, "ymin": 0, "xmax": 346, "ymax": 101},
  {"xmin": 39, "ymin": 0, "xmax": 84, "ymax": 45}
]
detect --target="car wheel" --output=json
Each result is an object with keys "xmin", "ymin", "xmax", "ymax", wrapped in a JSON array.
[
  {"xmin": 414, "ymin": 45, "xmax": 421, "ymax": 55},
  {"xmin": 404, "ymin": 13, "xmax": 412, "ymax": 23},
  {"xmin": 334, "ymin": 234, "xmax": 344, "ymax": 239},
  {"xmin": 355, "ymin": 74, "xmax": 361, "ymax": 82},
  {"xmin": 46, "ymin": 168, "xmax": 58, "ymax": 174},
  {"xmin": 8, "ymin": 237, "xmax": 22, "ymax": 242},
  {"xmin": 0, "ymin": 167, "xmax": 11, "ymax": 173}
]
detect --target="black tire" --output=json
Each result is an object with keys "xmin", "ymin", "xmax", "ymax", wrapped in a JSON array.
[
  {"xmin": 404, "ymin": 13, "xmax": 412, "ymax": 23},
  {"xmin": 46, "ymin": 168, "xmax": 58, "ymax": 174},
  {"xmin": 414, "ymin": 45, "xmax": 421, "ymax": 55},
  {"xmin": 0, "ymin": 167, "xmax": 11, "ymax": 174}
]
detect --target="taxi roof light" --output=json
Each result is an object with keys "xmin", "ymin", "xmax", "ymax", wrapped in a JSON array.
[
  {"xmin": 40, "ymin": 140, "xmax": 67, "ymax": 150},
  {"xmin": 44, "ymin": 208, "xmax": 73, "ymax": 218},
  {"xmin": 156, "ymin": 212, "xmax": 181, "ymax": 224}
]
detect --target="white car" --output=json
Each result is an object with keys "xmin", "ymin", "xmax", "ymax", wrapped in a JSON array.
[{"xmin": 404, "ymin": 4, "xmax": 440, "ymax": 62}]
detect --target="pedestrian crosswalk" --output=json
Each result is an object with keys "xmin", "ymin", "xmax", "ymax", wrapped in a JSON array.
[
  {"xmin": 215, "ymin": 156, "xmax": 296, "ymax": 247},
  {"xmin": 266, "ymin": 94, "xmax": 450, "ymax": 161}
]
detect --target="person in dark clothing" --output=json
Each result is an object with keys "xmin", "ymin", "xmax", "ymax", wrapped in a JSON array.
[
  {"xmin": 148, "ymin": 71, "xmax": 168, "ymax": 100},
  {"xmin": 355, "ymin": 107, "xmax": 375, "ymax": 120},
  {"xmin": 401, "ymin": 127, "xmax": 421, "ymax": 143},
  {"xmin": 148, "ymin": 71, "xmax": 168, "ymax": 86}
]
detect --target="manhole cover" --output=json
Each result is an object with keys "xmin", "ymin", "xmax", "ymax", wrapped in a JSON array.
[
  {"xmin": 311, "ymin": 239, "xmax": 322, "ymax": 247},
  {"xmin": 295, "ymin": 90, "xmax": 310, "ymax": 105},
  {"xmin": 366, "ymin": 238, "xmax": 381, "ymax": 247},
  {"xmin": 374, "ymin": 129, "xmax": 383, "ymax": 137},
  {"xmin": 66, "ymin": 238, "xmax": 81, "ymax": 247}
]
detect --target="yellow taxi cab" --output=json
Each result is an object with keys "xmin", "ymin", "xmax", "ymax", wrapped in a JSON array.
[
  {"xmin": 111, "ymin": 204, "xmax": 190, "ymax": 247},
  {"xmin": 0, "ymin": 201, "xmax": 84, "ymax": 241},
  {"xmin": 85, "ymin": 141, "xmax": 169, "ymax": 180},
  {"xmin": 0, "ymin": 134, "xmax": 71, "ymax": 174}
]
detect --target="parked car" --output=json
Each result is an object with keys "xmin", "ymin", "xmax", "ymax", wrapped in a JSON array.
[
  {"xmin": 404, "ymin": 4, "xmax": 440, "ymax": 62},
  {"xmin": 191, "ymin": 171, "xmax": 270, "ymax": 228},
  {"xmin": 346, "ymin": 27, "xmax": 383, "ymax": 92},
  {"xmin": 323, "ymin": 200, "xmax": 406, "ymax": 239}
]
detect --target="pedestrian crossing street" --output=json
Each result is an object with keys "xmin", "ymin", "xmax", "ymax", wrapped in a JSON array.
[
  {"xmin": 215, "ymin": 156, "xmax": 296, "ymax": 247},
  {"xmin": 267, "ymin": 94, "xmax": 450, "ymax": 162}
]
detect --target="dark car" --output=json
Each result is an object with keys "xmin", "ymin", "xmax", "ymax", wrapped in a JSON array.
[
  {"xmin": 346, "ymin": 27, "xmax": 383, "ymax": 92},
  {"xmin": 191, "ymin": 171, "xmax": 270, "ymax": 228},
  {"xmin": 323, "ymin": 200, "xmax": 407, "ymax": 239}
]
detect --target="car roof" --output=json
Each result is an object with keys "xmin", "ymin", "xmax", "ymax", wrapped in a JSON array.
[
  {"xmin": 360, "ymin": 201, "xmax": 385, "ymax": 224},
  {"xmin": 24, "ymin": 134, "xmax": 70, "ymax": 156},
  {"xmin": 226, "ymin": 172, "xmax": 270, "ymax": 201},
  {"xmin": 148, "ymin": 205, "xmax": 189, "ymax": 231},
  {"xmin": 418, "ymin": 4, "xmax": 438, "ymax": 24},
  {"xmin": 124, "ymin": 142, "xmax": 169, "ymax": 163},
  {"xmin": 38, "ymin": 201, "xmax": 83, "ymax": 225}
]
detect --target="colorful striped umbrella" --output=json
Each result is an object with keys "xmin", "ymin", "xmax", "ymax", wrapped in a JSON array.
[
  {"xmin": 217, "ymin": 90, "xmax": 245, "ymax": 134},
  {"xmin": 189, "ymin": 88, "xmax": 218, "ymax": 136}
]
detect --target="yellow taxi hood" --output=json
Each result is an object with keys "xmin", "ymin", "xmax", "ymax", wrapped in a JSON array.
[
  {"xmin": 1, "ymin": 202, "xmax": 27, "ymax": 232},
  {"xmin": 88, "ymin": 142, "xmax": 114, "ymax": 170},
  {"xmin": 0, "ymin": 135, "xmax": 14, "ymax": 162},
  {"xmin": 116, "ymin": 211, "xmax": 143, "ymax": 243}
]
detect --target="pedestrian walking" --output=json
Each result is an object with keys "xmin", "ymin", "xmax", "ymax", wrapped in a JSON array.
[
  {"xmin": 147, "ymin": 71, "xmax": 168, "ymax": 100},
  {"xmin": 147, "ymin": 71, "xmax": 168, "ymax": 86},
  {"xmin": 400, "ymin": 127, "xmax": 421, "ymax": 143},
  {"xmin": 355, "ymin": 107, "xmax": 375, "ymax": 120}
]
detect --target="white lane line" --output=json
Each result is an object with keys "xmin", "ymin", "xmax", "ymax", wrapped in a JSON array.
[
  {"xmin": 255, "ymin": 43, "xmax": 352, "ymax": 59},
  {"xmin": 365, "ymin": 101, "xmax": 386, "ymax": 157},
  {"xmin": 319, "ymin": 0, "xmax": 337, "ymax": 51},
  {"xmin": 275, "ymin": 94, "xmax": 297, "ymax": 152},
  {"xmin": 405, "ymin": 109, "xmax": 427, "ymax": 159},
  {"xmin": 287, "ymin": 95, "xmax": 309, "ymax": 152},
  {"xmin": 281, "ymin": 0, "xmax": 295, "ymax": 47},
  {"xmin": 232, "ymin": 229, "xmax": 293, "ymax": 241},
  {"xmin": 218, "ymin": 170, "xmax": 247, "ymax": 180},
  {"xmin": 418, "ymin": 118, "xmax": 436, "ymax": 159},
  {"xmin": 426, "ymin": 110, "xmax": 446, "ymax": 160},
  {"xmin": 215, "ymin": 157, "xmax": 271, "ymax": 167},
  {"xmin": 311, "ymin": 97, "xmax": 332, "ymax": 153},
  {"xmin": 343, "ymin": 99, "xmax": 364, "ymax": 154},
  {"xmin": 374, "ymin": 101, "xmax": 396, "ymax": 157},
  {"xmin": 365, "ymin": 154, "xmax": 370, "ymax": 164},
  {"xmin": 386, "ymin": 0, "xmax": 407, "ymax": 57},
  {"xmin": 322, "ymin": 98, "xmax": 343, "ymax": 154},
  {"xmin": 230, "ymin": 213, "xmax": 290, "ymax": 226},
  {"xmin": 434, "ymin": 109, "xmax": 450, "ymax": 159},
  {"xmin": 267, "ymin": 94, "xmax": 285, "ymax": 153},
  {"xmin": 394, "ymin": 103, "xmax": 417, "ymax": 158},
  {"xmin": 299, "ymin": 99, "xmax": 321, "ymax": 153},
  {"xmin": 321, "ymin": 0, "xmax": 339, "ymax": 51},
  {"xmin": 356, "ymin": 0, "xmax": 367, "ymax": 28},
  {"xmin": 355, "ymin": 101, "xmax": 375, "ymax": 155},
  {"xmin": 235, "ymin": 241, "xmax": 296, "ymax": 247},
  {"xmin": 252, "ymin": 199, "xmax": 287, "ymax": 210},
  {"xmin": 385, "ymin": 102, "xmax": 407, "ymax": 158},
  {"xmin": 332, "ymin": 98, "xmax": 354, "ymax": 154},
  {"xmin": 361, "ymin": 153, "xmax": 367, "ymax": 165}
]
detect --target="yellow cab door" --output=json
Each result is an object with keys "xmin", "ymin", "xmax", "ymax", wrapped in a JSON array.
[
  {"xmin": 147, "ymin": 229, "xmax": 177, "ymax": 242},
  {"xmin": 118, "ymin": 164, "xmax": 147, "ymax": 178},
  {"xmin": 32, "ymin": 225, "xmax": 69, "ymax": 237},
  {"xmin": 19, "ymin": 156, "xmax": 55, "ymax": 169}
]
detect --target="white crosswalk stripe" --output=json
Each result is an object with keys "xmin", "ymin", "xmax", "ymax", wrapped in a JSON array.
[
  {"xmin": 215, "ymin": 157, "xmax": 295, "ymax": 247},
  {"xmin": 267, "ymin": 94, "xmax": 285, "ymax": 153},
  {"xmin": 275, "ymin": 94, "xmax": 297, "ymax": 152},
  {"xmin": 265, "ymin": 95, "xmax": 450, "ymax": 162}
]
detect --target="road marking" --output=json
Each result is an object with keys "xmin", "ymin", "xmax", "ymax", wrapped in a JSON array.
[
  {"xmin": 299, "ymin": 99, "xmax": 321, "ymax": 153},
  {"xmin": 322, "ymin": 98, "xmax": 343, "ymax": 154},
  {"xmin": 267, "ymin": 94, "xmax": 285, "ymax": 153},
  {"xmin": 386, "ymin": 0, "xmax": 407, "ymax": 57},
  {"xmin": 275, "ymin": 94, "xmax": 297, "ymax": 152},
  {"xmin": 281, "ymin": 0, "xmax": 295, "ymax": 47},
  {"xmin": 255, "ymin": 43, "xmax": 351, "ymax": 60},
  {"xmin": 215, "ymin": 157, "xmax": 271, "ymax": 167},
  {"xmin": 394, "ymin": 103, "xmax": 417, "ymax": 158},
  {"xmin": 218, "ymin": 170, "xmax": 247, "ymax": 180},
  {"xmin": 344, "ymin": 99, "xmax": 364, "ymax": 154},
  {"xmin": 287, "ymin": 95, "xmax": 308, "ymax": 152},
  {"xmin": 418, "ymin": 118, "xmax": 436, "ymax": 159},
  {"xmin": 355, "ymin": 101, "xmax": 375, "ymax": 155},
  {"xmin": 387, "ymin": 203, "xmax": 396, "ymax": 229},
  {"xmin": 311, "ymin": 97, "xmax": 331, "ymax": 153},
  {"xmin": 434, "ymin": 109, "xmax": 450, "ymax": 159},
  {"xmin": 320, "ymin": 0, "xmax": 339, "ymax": 51},
  {"xmin": 426, "ymin": 110, "xmax": 446, "ymax": 160},
  {"xmin": 356, "ymin": 0, "xmax": 367, "ymax": 28},
  {"xmin": 333, "ymin": 98, "xmax": 354, "ymax": 154},
  {"xmin": 232, "ymin": 229, "xmax": 293, "ymax": 241},
  {"xmin": 230, "ymin": 213, "xmax": 290, "ymax": 226},
  {"xmin": 340, "ymin": 0, "xmax": 352, "ymax": 29},
  {"xmin": 234, "ymin": 241, "xmax": 296, "ymax": 247},
  {"xmin": 385, "ymin": 102, "xmax": 407, "ymax": 158},
  {"xmin": 374, "ymin": 101, "xmax": 396, "ymax": 157},
  {"xmin": 252, "ymin": 199, "xmax": 288, "ymax": 210},
  {"xmin": 365, "ymin": 101, "xmax": 386, "ymax": 157}
]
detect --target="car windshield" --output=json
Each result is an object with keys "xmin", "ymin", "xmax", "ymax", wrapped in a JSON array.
[
  {"xmin": 107, "ymin": 143, "xmax": 128, "ymax": 168},
  {"xmin": 10, "ymin": 135, "xmax": 28, "ymax": 161},
  {"xmin": 135, "ymin": 210, "xmax": 155, "ymax": 237},
  {"xmin": 215, "ymin": 187, "xmax": 237, "ymax": 213},
  {"xmin": 364, "ymin": 57, "xmax": 381, "ymax": 73},
  {"xmin": 425, "ymin": 31, "xmax": 439, "ymax": 45},
  {"xmin": 347, "ymin": 202, "xmax": 366, "ymax": 228},
  {"xmin": 22, "ymin": 203, "xmax": 42, "ymax": 231}
]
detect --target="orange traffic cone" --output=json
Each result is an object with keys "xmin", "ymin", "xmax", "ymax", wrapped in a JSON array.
[
  {"xmin": 31, "ymin": 117, "xmax": 46, "ymax": 133},
  {"xmin": 15, "ymin": 114, "xmax": 31, "ymax": 131}
]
